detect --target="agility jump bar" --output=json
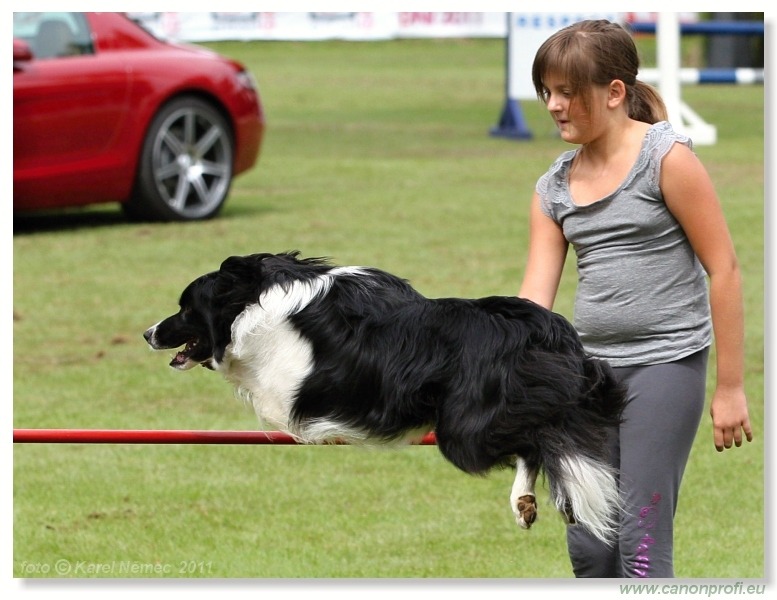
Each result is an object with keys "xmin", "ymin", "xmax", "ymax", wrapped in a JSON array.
[
  {"xmin": 638, "ymin": 67, "xmax": 764, "ymax": 85},
  {"xmin": 13, "ymin": 428, "xmax": 437, "ymax": 446}
]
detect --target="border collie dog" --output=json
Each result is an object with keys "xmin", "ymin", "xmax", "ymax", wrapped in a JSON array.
[{"xmin": 144, "ymin": 252, "xmax": 627, "ymax": 543}]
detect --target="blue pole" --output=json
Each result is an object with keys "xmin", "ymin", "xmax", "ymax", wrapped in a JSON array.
[
  {"xmin": 629, "ymin": 20, "xmax": 764, "ymax": 35},
  {"xmin": 490, "ymin": 13, "xmax": 533, "ymax": 140}
]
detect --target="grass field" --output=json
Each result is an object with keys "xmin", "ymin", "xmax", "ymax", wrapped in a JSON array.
[{"xmin": 12, "ymin": 38, "xmax": 764, "ymax": 580}]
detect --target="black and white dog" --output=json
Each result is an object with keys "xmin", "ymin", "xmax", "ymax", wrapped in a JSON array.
[{"xmin": 144, "ymin": 252, "xmax": 627, "ymax": 543}]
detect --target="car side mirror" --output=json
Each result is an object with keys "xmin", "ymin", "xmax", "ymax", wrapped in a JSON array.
[{"xmin": 14, "ymin": 38, "xmax": 33, "ymax": 63}]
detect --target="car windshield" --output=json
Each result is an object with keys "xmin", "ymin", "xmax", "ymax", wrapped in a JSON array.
[{"xmin": 13, "ymin": 12, "xmax": 94, "ymax": 59}]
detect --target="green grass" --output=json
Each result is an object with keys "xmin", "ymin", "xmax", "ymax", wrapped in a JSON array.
[{"xmin": 13, "ymin": 38, "xmax": 764, "ymax": 579}]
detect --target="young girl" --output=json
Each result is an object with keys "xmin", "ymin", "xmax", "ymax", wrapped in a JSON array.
[{"xmin": 520, "ymin": 19, "xmax": 752, "ymax": 578}]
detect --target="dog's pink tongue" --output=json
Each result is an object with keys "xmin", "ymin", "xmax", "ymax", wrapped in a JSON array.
[{"xmin": 170, "ymin": 352, "xmax": 187, "ymax": 367}]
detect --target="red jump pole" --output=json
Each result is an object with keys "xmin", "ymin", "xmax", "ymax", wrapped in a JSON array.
[{"xmin": 12, "ymin": 428, "xmax": 437, "ymax": 446}]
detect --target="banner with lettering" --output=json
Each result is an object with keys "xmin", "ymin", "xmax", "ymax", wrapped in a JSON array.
[{"xmin": 129, "ymin": 12, "xmax": 507, "ymax": 42}]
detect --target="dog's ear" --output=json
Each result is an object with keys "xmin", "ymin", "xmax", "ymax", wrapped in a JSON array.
[
  {"xmin": 217, "ymin": 252, "xmax": 308, "ymax": 290},
  {"xmin": 213, "ymin": 255, "xmax": 257, "ymax": 302},
  {"xmin": 216, "ymin": 254, "xmax": 270, "ymax": 294},
  {"xmin": 219, "ymin": 254, "xmax": 262, "ymax": 280}
]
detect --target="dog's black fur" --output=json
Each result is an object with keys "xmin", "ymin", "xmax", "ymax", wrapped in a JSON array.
[{"xmin": 145, "ymin": 252, "xmax": 627, "ymax": 541}]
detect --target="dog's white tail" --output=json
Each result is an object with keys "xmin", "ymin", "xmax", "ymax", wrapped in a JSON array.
[{"xmin": 555, "ymin": 454, "xmax": 621, "ymax": 545}]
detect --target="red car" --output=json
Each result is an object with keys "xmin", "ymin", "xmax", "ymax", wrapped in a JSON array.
[{"xmin": 13, "ymin": 12, "xmax": 265, "ymax": 221}]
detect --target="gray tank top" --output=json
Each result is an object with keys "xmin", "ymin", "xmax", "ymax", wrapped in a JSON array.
[{"xmin": 536, "ymin": 121, "xmax": 712, "ymax": 366}]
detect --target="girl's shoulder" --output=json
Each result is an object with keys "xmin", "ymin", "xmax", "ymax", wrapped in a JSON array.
[
  {"xmin": 536, "ymin": 149, "xmax": 575, "ymax": 199},
  {"xmin": 542, "ymin": 148, "xmax": 577, "ymax": 180},
  {"xmin": 631, "ymin": 122, "xmax": 694, "ymax": 192},
  {"xmin": 644, "ymin": 121, "xmax": 693, "ymax": 157}
]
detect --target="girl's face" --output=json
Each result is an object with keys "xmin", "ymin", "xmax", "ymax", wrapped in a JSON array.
[{"xmin": 541, "ymin": 72, "xmax": 610, "ymax": 145}]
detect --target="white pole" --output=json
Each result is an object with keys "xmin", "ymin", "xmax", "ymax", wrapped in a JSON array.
[
  {"xmin": 657, "ymin": 12, "xmax": 683, "ymax": 127},
  {"xmin": 654, "ymin": 12, "xmax": 716, "ymax": 144}
]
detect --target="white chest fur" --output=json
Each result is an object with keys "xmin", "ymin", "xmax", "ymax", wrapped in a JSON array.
[
  {"xmin": 219, "ymin": 279, "xmax": 331, "ymax": 431},
  {"xmin": 222, "ymin": 310, "xmax": 314, "ymax": 431}
]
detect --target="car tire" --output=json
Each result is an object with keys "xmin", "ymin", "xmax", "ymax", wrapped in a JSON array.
[{"xmin": 124, "ymin": 96, "xmax": 235, "ymax": 221}]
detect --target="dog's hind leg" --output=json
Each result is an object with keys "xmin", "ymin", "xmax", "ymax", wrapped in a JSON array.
[{"xmin": 510, "ymin": 457, "xmax": 538, "ymax": 529}]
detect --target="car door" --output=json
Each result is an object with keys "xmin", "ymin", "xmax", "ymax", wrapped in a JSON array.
[{"xmin": 13, "ymin": 12, "xmax": 131, "ymax": 208}]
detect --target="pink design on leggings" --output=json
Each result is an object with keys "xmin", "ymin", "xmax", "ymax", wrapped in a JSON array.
[{"xmin": 634, "ymin": 492, "xmax": 662, "ymax": 578}]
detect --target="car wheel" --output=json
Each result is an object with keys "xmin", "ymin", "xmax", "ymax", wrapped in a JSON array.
[{"xmin": 125, "ymin": 97, "xmax": 234, "ymax": 221}]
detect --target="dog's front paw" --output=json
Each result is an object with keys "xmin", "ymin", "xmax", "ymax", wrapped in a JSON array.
[{"xmin": 513, "ymin": 494, "xmax": 537, "ymax": 529}]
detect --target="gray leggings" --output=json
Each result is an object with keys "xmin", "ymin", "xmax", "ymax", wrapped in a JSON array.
[{"xmin": 566, "ymin": 348, "xmax": 709, "ymax": 578}]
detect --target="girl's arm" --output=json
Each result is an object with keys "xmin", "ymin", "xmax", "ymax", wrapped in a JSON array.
[
  {"xmin": 661, "ymin": 143, "xmax": 753, "ymax": 452},
  {"xmin": 519, "ymin": 191, "xmax": 569, "ymax": 311}
]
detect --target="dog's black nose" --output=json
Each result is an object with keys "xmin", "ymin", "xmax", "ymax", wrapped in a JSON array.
[{"xmin": 143, "ymin": 328, "xmax": 153, "ymax": 343}]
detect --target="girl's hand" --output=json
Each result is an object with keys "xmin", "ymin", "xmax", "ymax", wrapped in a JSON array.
[{"xmin": 710, "ymin": 386, "xmax": 753, "ymax": 451}]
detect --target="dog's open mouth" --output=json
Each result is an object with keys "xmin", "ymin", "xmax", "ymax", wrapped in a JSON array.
[{"xmin": 170, "ymin": 341, "xmax": 198, "ymax": 368}]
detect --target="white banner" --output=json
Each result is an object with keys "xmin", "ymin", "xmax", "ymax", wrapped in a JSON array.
[
  {"xmin": 507, "ymin": 13, "xmax": 622, "ymax": 100},
  {"xmin": 129, "ymin": 12, "xmax": 507, "ymax": 42}
]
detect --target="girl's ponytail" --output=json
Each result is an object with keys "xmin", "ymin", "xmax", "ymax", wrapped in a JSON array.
[{"xmin": 629, "ymin": 80, "xmax": 668, "ymax": 124}]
